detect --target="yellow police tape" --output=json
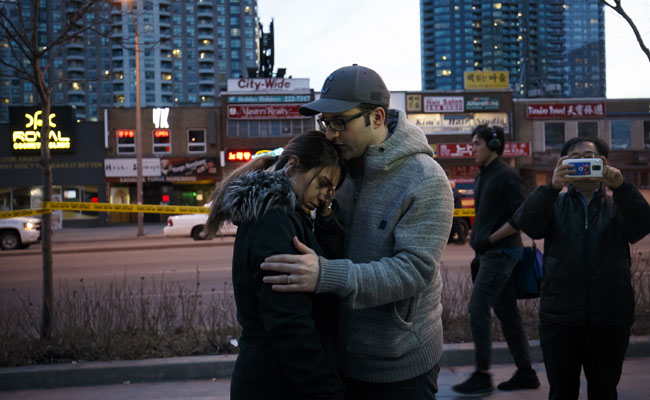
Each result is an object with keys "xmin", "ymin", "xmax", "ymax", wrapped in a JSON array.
[{"xmin": 0, "ymin": 202, "xmax": 475, "ymax": 219}]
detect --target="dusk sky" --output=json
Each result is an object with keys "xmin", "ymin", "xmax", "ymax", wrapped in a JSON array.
[{"xmin": 258, "ymin": 0, "xmax": 650, "ymax": 99}]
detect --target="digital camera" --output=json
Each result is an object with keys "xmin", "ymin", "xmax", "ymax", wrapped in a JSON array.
[{"xmin": 561, "ymin": 158, "xmax": 604, "ymax": 178}]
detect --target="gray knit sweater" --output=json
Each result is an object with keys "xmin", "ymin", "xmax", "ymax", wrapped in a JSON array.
[{"xmin": 317, "ymin": 110, "xmax": 454, "ymax": 382}]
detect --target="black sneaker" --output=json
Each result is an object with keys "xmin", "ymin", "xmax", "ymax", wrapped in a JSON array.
[
  {"xmin": 497, "ymin": 368, "xmax": 541, "ymax": 391},
  {"xmin": 452, "ymin": 371, "xmax": 493, "ymax": 395}
]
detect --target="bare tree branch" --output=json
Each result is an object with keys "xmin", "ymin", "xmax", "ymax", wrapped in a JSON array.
[{"xmin": 601, "ymin": 0, "xmax": 650, "ymax": 63}]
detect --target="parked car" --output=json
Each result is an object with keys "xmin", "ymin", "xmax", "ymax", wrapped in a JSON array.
[
  {"xmin": 0, "ymin": 216, "xmax": 41, "ymax": 250},
  {"xmin": 163, "ymin": 203, "xmax": 237, "ymax": 240},
  {"xmin": 451, "ymin": 179, "xmax": 476, "ymax": 228}
]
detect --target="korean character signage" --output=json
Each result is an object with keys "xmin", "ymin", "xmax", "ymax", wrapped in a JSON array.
[
  {"xmin": 437, "ymin": 142, "xmax": 530, "ymax": 158},
  {"xmin": 526, "ymin": 103, "xmax": 606, "ymax": 119},
  {"xmin": 424, "ymin": 96, "xmax": 464, "ymax": 112},
  {"xmin": 406, "ymin": 94, "xmax": 423, "ymax": 112},
  {"xmin": 464, "ymin": 71, "xmax": 509, "ymax": 90}
]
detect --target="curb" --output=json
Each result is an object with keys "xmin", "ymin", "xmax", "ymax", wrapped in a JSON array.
[
  {"xmin": 2, "ymin": 336, "xmax": 648, "ymax": 391},
  {"xmin": 0, "ymin": 237, "xmax": 236, "ymax": 257}
]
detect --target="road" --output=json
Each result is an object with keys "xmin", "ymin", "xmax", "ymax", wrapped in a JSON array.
[
  {"xmin": 1, "ymin": 233, "xmax": 649, "ymax": 305},
  {"xmin": 0, "ymin": 240, "xmax": 236, "ymax": 303}
]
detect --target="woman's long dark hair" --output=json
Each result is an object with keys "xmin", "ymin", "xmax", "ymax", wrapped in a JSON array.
[{"xmin": 204, "ymin": 130, "xmax": 345, "ymax": 235}]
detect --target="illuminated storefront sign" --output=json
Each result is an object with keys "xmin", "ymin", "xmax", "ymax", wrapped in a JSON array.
[
  {"xmin": 9, "ymin": 107, "xmax": 75, "ymax": 155},
  {"xmin": 407, "ymin": 113, "xmax": 509, "ymax": 135},
  {"xmin": 227, "ymin": 150, "xmax": 252, "ymax": 162},
  {"xmin": 152, "ymin": 107, "xmax": 170, "ymax": 128}
]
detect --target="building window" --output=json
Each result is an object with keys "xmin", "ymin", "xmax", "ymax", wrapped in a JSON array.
[
  {"xmin": 544, "ymin": 122, "xmax": 565, "ymax": 150},
  {"xmin": 187, "ymin": 129, "xmax": 206, "ymax": 153},
  {"xmin": 578, "ymin": 121, "xmax": 598, "ymax": 139},
  {"xmin": 116, "ymin": 129, "xmax": 135, "ymax": 154},
  {"xmin": 610, "ymin": 120, "xmax": 631, "ymax": 150},
  {"xmin": 153, "ymin": 129, "xmax": 171, "ymax": 154},
  {"xmin": 644, "ymin": 121, "xmax": 650, "ymax": 150}
]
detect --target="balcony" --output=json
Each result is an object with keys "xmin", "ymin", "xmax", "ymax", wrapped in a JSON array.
[{"xmin": 198, "ymin": 28, "xmax": 214, "ymax": 39}]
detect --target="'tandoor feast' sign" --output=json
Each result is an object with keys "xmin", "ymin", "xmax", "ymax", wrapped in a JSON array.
[{"xmin": 9, "ymin": 107, "xmax": 75, "ymax": 155}]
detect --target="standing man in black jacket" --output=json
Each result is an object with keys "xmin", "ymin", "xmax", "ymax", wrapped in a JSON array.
[
  {"xmin": 515, "ymin": 137, "xmax": 650, "ymax": 400},
  {"xmin": 453, "ymin": 125, "xmax": 539, "ymax": 395}
]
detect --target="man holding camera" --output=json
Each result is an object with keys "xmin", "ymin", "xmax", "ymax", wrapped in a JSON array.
[
  {"xmin": 515, "ymin": 137, "xmax": 650, "ymax": 399},
  {"xmin": 453, "ymin": 125, "xmax": 539, "ymax": 395}
]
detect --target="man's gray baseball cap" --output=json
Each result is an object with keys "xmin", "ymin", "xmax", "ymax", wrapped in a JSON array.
[{"xmin": 299, "ymin": 64, "xmax": 390, "ymax": 116}]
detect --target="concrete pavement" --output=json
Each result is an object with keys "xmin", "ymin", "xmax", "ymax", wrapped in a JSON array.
[{"xmin": 1, "ymin": 358, "xmax": 649, "ymax": 399}]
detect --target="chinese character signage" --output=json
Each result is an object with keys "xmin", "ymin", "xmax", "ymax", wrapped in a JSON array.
[
  {"xmin": 227, "ymin": 104, "xmax": 304, "ymax": 119},
  {"xmin": 104, "ymin": 158, "xmax": 162, "ymax": 177},
  {"xmin": 465, "ymin": 97, "xmax": 500, "ymax": 111},
  {"xmin": 437, "ymin": 142, "xmax": 530, "ymax": 158},
  {"xmin": 227, "ymin": 78, "xmax": 310, "ymax": 92},
  {"xmin": 424, "ymin": 96, "xmax": 464, "ymax": 112},
  {"xmin": 9, "ymin": 106, "xmax": 75, "ymax": 155},
  {"xmin": 464, "ymin": 71, "xmax": 509, "ymax": 90},
  {"xmin": 227, "ymin": 95, "xmax": 311, "ymax": 103},
  {"xmin": 526, "ymin": 102, "xmax": 606, "ymax": 119}
]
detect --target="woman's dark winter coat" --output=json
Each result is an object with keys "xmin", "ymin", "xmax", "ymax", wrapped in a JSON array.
[{"xmin": 224, "ymin": 170, "xmax": 343, "ymax": 400}]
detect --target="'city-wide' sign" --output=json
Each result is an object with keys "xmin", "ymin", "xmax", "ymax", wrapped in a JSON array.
[{"xmin": 9, "ymin": 106, "xmax": 75, "ymax": 155}]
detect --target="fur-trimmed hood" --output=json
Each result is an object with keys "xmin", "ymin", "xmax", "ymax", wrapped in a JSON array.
[{"xmin": 211, "ymin": 169, "xmax": 296, "ymax": 226}]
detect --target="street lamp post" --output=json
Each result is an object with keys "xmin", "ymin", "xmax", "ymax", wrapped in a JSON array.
[{"xmin": 126, "ymin": 0, "xmax": 144, "ymax": 236}]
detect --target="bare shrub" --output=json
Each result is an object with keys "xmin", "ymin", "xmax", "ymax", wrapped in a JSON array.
[
  {"xmin": 631, "ymin": 248, "xmax": 650, "ymax": 336},
  {"xmin": 440, "ymin": 265, "xmax": 540, "ymax": 344},
  {"xmin": 0, "ymin": 271, "xmax": 240, "ymax": 367},
  {"xmin": 441, "ymin": 247, "xmax": 650, "ymax": 344}
]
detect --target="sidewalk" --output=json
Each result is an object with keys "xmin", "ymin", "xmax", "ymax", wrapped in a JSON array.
[{"xmin": 1, "ymin": 358, "xmax": 649, "ymax": 399}]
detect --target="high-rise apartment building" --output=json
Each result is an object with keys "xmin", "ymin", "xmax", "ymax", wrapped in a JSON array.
[
  {"xmin": 0, "ymin": 0, "xmax": 260, "ymax": 123},
  {"xmin": 420, "ymin": 0, "xmax": 605, "ymax": 98}
]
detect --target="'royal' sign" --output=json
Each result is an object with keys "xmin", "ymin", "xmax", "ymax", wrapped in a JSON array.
[{"xmin": 9, "ymin": 107, "xmax": 75, "ymax": 155}]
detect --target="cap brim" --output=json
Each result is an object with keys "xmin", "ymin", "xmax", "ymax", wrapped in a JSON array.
[{"xmin": 299, "ymin": 98, "xmax": 360, "ymax": 116}]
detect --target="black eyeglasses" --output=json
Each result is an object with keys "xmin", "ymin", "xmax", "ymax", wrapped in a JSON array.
[{"xmin": 318, "ymin": 110, "xmax": 370, "ymax": 132}]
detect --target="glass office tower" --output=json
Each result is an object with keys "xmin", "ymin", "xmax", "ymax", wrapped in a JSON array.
[{"xmin": 420, "ymin": 0, "xmax": 605, "ymax": 98}]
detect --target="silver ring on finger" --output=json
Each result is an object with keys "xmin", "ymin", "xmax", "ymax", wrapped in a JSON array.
[{"xmin": 287, "ymin": 275, "xmax": 291, "ymax": 285}]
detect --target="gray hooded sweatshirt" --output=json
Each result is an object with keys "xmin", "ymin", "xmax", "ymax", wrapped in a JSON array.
[{"xmin": 316, "ymin": 110, "xmax": 454, "ymax": 382}]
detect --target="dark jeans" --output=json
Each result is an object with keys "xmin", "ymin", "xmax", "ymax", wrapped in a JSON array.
[
  {"xmin": 343, "ymin": 365, "xmax": 439, "ymax": 400},
  {"xmin": 540, "ymin": 321, "xmax": 630, "ymax": 400},
  {"xmin": 469, "ymin": 250, "xmax": 532, "ymax": 371}
]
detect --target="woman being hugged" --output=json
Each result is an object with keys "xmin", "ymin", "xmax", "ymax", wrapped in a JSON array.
[{"xmin": 205, "ymin": 131, "xmax": 345, "ymax": 400}]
